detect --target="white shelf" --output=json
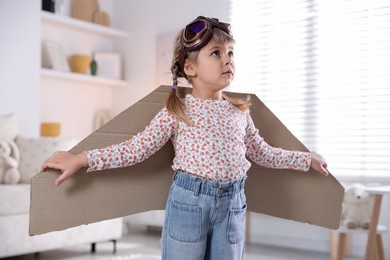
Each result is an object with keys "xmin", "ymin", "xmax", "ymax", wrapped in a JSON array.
[
  {"xmin": 41, "ymin": 68, "xmax": 128, "ymax": 88},
  {"xmin": 41, "ymin": 11, "xmax": 128, "ymax": 39}
]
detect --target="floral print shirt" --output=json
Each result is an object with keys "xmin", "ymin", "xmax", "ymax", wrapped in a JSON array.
[{"xmin": 85, "ymin": 94, "xmax": 311, "ymax": 183}]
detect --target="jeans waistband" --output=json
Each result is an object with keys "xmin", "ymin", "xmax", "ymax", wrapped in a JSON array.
[{"xmin": 173, "ymin": 170, "xmax": 246, "ymax": 197}]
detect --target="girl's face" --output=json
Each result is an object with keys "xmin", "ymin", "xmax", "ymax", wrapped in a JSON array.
[{"xmin": 186, "ymin": 40, "xmax": 235, "ymax": 97}]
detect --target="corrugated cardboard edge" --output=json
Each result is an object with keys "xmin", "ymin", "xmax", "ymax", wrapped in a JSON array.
[{"xmin": 30, "ymin": 85, "xmax": 344, "ymax": 236}]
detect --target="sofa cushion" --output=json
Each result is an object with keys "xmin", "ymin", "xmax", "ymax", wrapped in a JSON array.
[
  {"xmin": 15, "ymin": 136, "xmax": 78, "ymax": 183},
  {"xmin": 0, "ymin": 114, "xmax": 18, "ymax": 141},
  {"xmin": 0, "ymin": 184, "xmax": 30, "ymax": 215}
]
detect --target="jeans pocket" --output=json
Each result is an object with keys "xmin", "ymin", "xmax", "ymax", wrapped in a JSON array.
[
  {"xmin": 168, "ymin": 200, "xmax": 202, "ymax": 243},
  {"xmin": 227, "ymin": 205, "xmax": 247, "ymax": 244}
]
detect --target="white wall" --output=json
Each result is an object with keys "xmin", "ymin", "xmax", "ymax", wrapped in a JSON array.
[
  {"xmin": 40, "ymin": 0, "xmax": 117, "ymax": 139},
  {"xmin": 0, "ymin": 0, "xmax": 41, "ymax": 136},
  {"xmin": 0, "ymin": 0, "xmax": 116, "ymax": 139}
]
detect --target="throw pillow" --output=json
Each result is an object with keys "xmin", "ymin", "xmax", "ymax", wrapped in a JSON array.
[
  {"xmin": 0, "ymin": 113, "xmax": 18, "ymax": 140},
  {"xmin": 16, "ymin": 136, "xmax": 79, "ymax": 183},
  {"xmin": 0, "ymin": 140, "xmax": 21, "ymax": 184}
]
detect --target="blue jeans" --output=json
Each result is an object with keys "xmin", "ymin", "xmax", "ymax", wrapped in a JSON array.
[{"xmin": 162, "ymin": 170, "xmax": 247, "ymax": 260}]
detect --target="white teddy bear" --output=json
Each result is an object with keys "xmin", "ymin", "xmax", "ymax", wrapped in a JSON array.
[
  {"xmin": 0, "ymin": 140, "xmax": 21, "ymax": 184},
  {"xmin": 341, "ymin": 183, "xmax": 372, "ymax": 229}
]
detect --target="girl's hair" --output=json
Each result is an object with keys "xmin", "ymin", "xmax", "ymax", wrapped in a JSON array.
[{"xmin": 166, "ymin": 27, "xmax": 251, "ymax": 125}]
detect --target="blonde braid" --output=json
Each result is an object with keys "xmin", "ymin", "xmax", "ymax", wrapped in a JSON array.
[
  {"xmin": 166, "ymin": 61, "xmax": 192, "ymax": 125},
  {"xmin": 171, "ymin": 62, "xmax": 179, "ymax": 87}
]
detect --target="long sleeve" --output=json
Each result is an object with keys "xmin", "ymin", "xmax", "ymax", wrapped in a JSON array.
[
  {"xmin": 244, "ymin": 114, "xmax": 311, "ymax": 171},
  {"xmin": 85, "ymin": 107, "xmax": 177, "ymax": 172}
]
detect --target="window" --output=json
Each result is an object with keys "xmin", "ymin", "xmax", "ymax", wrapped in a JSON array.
[{"xmin": 228, "ymin": 0, "xmax": 390, "ymax": 179}]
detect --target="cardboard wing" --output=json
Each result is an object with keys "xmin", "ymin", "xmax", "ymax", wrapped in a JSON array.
[{"xmin": 30, "ymin": 85, "xmax": 344, "ymax": 236}]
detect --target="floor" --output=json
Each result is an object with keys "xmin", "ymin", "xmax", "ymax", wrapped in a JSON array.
[{"xmin": 4, "ymin": 227, "xmax": 361, "ymax": 260}]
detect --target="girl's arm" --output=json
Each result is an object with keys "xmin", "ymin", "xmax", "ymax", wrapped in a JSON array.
[
  {"xmin": 85, "ymin": 107, "xmax": 176, "ymax": 172},
  {"xmin": 245, "ymin": 114, "xmax": 328, "ymax": 176},
  {"xmin": 41, "ymin": 107, "xmax": 177, "ymax": 186}
]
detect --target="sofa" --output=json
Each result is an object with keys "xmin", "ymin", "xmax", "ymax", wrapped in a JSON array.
[{"xmin": 0, "ymin": 114, "xmax": 123, "ymax": 258}]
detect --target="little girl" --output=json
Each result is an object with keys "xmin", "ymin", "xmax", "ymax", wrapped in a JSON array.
[{"xmin": 42, "ymin": 16, "xmax": 329, "ymax": 260}]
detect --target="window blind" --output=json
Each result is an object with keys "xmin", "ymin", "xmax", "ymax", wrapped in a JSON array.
[{"xmin": 228, "ymin": 0, "xmax": 390, "ymax": 179}]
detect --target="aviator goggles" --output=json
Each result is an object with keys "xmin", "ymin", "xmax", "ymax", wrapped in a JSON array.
[
  {"xmin": 181, "ymin": 16, "xmax": 232, "ymax": 52},
  {"xmin": 177, "ymin": 16, "xmax": 232, "ymax": 76}
]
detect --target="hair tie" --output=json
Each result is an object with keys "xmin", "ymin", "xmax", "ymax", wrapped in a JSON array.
[{"xmin": 171, "ymin": 85, "xmax": 177, "ymax": 90}]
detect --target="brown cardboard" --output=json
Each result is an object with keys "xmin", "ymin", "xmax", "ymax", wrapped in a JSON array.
[{"xmin": 30, "ymin": 85, "xmax": 344, "ymax": 236}]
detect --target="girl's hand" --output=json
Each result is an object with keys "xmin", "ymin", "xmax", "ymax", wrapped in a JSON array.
[
  {"xmin": 41, "ymin": 151, "xmax": 88, "ymax": 186},
  {"xmin": 310, "ymin": 151, "xmax": 329, "ymax": 176}
]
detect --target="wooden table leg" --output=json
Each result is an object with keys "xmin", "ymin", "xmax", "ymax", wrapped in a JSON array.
[
  {"xmin": 337, "ymin": 233, "xmax": 346, "ymax": 260},
  {"xmin": 376, "ymin": 234, "xmax": 384, "ymax": 260},
  {"xmin": 364, "ymin": 194, "xmax": 383, "ymax": 260},
  {"xmin": 329, "ymin": 230, "xmax": 337, "ymax": 260}
]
